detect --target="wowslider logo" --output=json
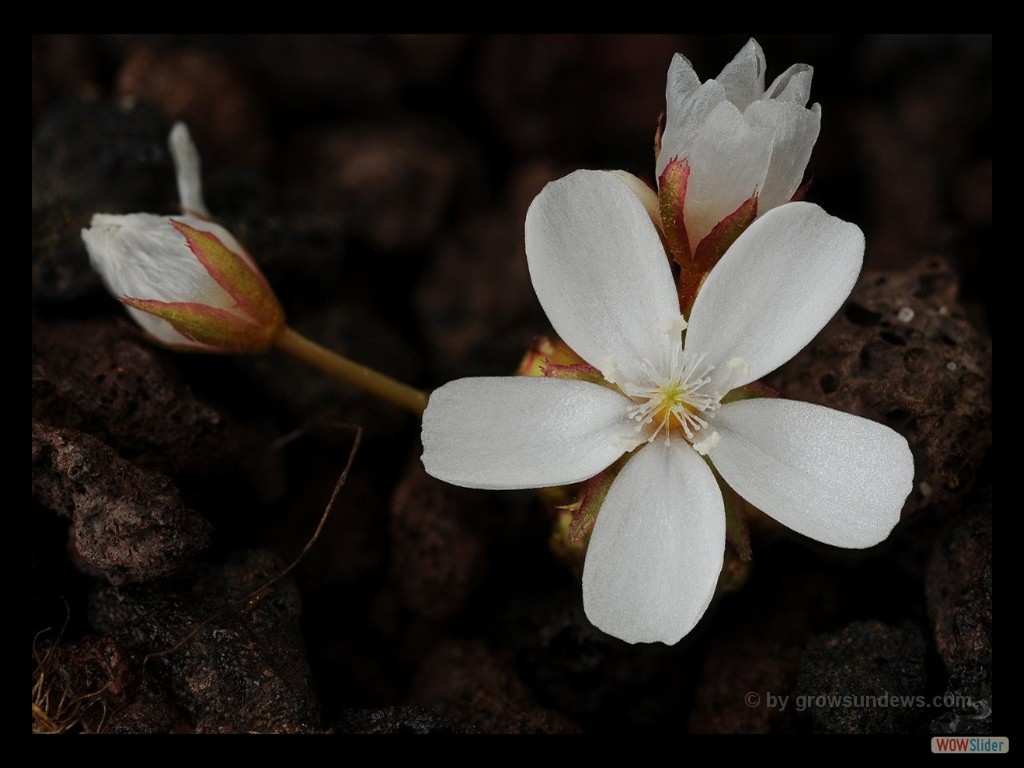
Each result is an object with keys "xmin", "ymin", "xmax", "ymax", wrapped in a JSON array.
[{"xmin": 931, "ymin": 737, "xmax": 1008, "ymax": 754}]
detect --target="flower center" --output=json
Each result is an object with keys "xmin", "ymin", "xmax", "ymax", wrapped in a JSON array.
[{"xmin": 619, "ymin": 351, "xmax": 722, "ymax": 447}]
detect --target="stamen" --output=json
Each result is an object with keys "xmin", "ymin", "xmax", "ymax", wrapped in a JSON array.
[
  {"xmin": 613, "ymin": 433, "xmax": 644, "ymax": 451},
  {"xmin": 639, "ymin": 356, "xmax": 661, "ymax": 382},
  {"xmin": 727, "ymin": 357, "xmax": 750, "ymax": 379},
  {"xmin": 621, "ymin": 348, "xmax": 724, "ymax": 447},
  {"xmin": 602, "ymin": 356, "xmax": 620, "ymax": 384},
  {"xmin": 659, "ymin": 314, "xmax": 688, "ymax": 335},
  {"xmin": 692, "ymin": 430, "xmax": 721, "ymax": 456}
]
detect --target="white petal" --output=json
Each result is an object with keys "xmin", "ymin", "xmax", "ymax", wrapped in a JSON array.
[
  {"xmin": 525, "ymin": 170, "xmax": 680, "ymax": 382},
  {"xmin": 708, "ymin": 398, "xmax": 913, "ymax": 548},
  {"xmin": 765, "ymin": 63, "xmax": 814, "ymax": 106},
  {"xmin": 684, "ymin": 100, "xmax": 774, "ymax": 248},
  {"xmin": 715, "ymin": 38, "xmax": 766, "ymax": 111},
  {"xmin": 609, "ymin": 170, "xmax": 661, "ymax": 229},
  {"xmin": 746, "ymin": 100, "xmax": 821, "ymax": 212},
  {"xmin": 685, "ymin": 202, "xmax": 863, "ymax": 391},
  {"xmin": 583, "ymin": 440, "xmax": 725, "ymax": 644},
  {"xmin": 168, "ymin": 122, "xmax": 209, "ymax": 217},
  {"xmin": 656, "ymin": 79, "xmax": 727, "ymax": 179},
  {"xmin": 665, "ymin": 52, "xmax": 701, "ymax": 109},
  {"xmin": 421, "ymin": 376, "xmax": 634, "ymax": 491},
  {"xmin": 83, "ymin": 213, "xmax": 235, "ymax": 306}
]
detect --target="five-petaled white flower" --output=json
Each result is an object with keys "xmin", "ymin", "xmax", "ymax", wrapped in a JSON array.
[
  {"xmin": 421, "ymin": 170, "xmax": 913, "ymax": 645},
  {"xmin": 657, "ymin": 38, "xmax": 821, "ymax": 254}
]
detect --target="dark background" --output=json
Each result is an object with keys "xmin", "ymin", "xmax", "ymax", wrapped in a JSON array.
[{"xmin": 32, "ymin": 34, "xmax": 991, "ymax": 734}]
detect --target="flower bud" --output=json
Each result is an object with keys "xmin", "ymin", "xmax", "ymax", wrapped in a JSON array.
[
  {"xmin": 83, "ymin": 213, "xmax": 284, "ymax": 352},
  {"xmin": 81, "ymin": 123, "xmax": 284, "ymax": 353},
  {"xmin": 656, "ymin": 39, "xmax": 821, "ymax": 255}
]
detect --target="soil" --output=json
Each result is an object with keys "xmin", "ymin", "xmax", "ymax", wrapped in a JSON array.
[{"xmin": 32, "ymin": 34, "xmax": 991, "ymax": 735}]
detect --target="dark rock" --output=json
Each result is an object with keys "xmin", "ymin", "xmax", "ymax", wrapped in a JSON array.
[
  {"xmin": 32, "ymin": 633, "xmax": 188, "ymax": 734},
  {"xmin": 384, "ymin": 35, "xmax": 467, "ymax": 87},
  {"xmin": 116, "ymin": 45, "xmax": 270, "ymax": 168},
  {"xmin": 218, "ymin": 35, "xmax": 467, "ymax": 112},
  {"xmin": 507, "ymin": 582, "xmax": 694, "ymax": 730},
  {"xmin": 203, "ymin": 170, "xmax": 350, "ymax": 295},
  {"xmin": 32, "ymin": 319, "xmax": 238, "ymax": 476},
  {"xmin": 32, "ymin": 34, "xmax": 99, "ymax": 122},
  {"xmin": 31, "ymin": 202, "xmax": 102, "ymax": 302},
  {"xmin": 286, "ymin": 121, "xmax": 480, "ymax": 253},
  {"xmin": 926, "ymin": 494, "xmax": 992, "ymax": 668},
  {"xmin": 929, "ymin": 665, "xmax": 992, "ymax": 735},
  {"xmin": 32, "ymin": 421, "xmax": 211, "ymax": 585},
  {"xmin": 103, "ymin": 669, "xmax": 192, "ymax": 734},
  {"xmin": 796, "ymin": 620, "xmax": 928, "ymax": 733},
  {"xmin": 415, "ymin": 164, "xmax": 562, "ymax": 380},
  {"xmin": 32, "ymin": 97, "xmax": 176, "ymax": 213},
  {"xmin": 411, "ymin": 638, "xmax": 580, "ymax": 733},
  {"xmin": 476, "ymin": 35, "xmax": 679, "ymax": 162},
  {"xmin": 766, "ymin": 261, "xmax": 991, "ymax": 515},
  {"xmin": 690, "ymin": 630, "xmax": 800, "ymax": 734},
  {"xmin": 237, "ymin": 303, "xmax": 420, "ymax": 439},
  {"xmin": 389, "ymin": 461, "xmax": 488, "ymax": 620},
  {"xmin": 89, "ymin": 550, "xmax": 321, "ymax": 733},
  {"xmin": 688, "ymin": 578, "xmax": 817, "ymax": 734},
  {"xmin": 926, "ymin": 493, "xmax": 992, "ymax": 733},
  {"xmin": 953, "ymin": 157, "xmax": 992, "ymax": 230},
  {"xmin": 223, "ymin": 35, "xmax": 403, "ymax": 110},
  {"xmin": 30, "ymin": 86, "xmax": 263, "ymax": 307},
  {"xmin": 336, "ymin": 705, "xmax": 477, "ymax": 734},
  {"xmin": 416, "ymin": 210, "xmax": 539, "ymax": 380},
  {"xmin": 259, "ymin": 443, "xmax": 387, "ymax": 593},
  {"xmin": 688, "ymin": 532, "xmax": 932, "ymax": 734},
  {"xmin": 852, "ymin": 35, "xmax": 992, "ymax": 271}
]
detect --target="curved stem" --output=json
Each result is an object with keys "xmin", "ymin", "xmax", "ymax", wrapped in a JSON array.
[{"xmin": 273, "ymin": 326, "xmax": 428, "ymax": 415}]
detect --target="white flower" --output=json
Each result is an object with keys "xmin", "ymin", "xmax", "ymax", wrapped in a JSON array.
[
  {"xmin": 82, "ymin": 124, "xmax": 284, "ymax": 353},
  {"xmin": 421, "ymin": 170, "xmax": 913, "ymax": 645},
  {"xmin": 657, "ymin": 38, "xmax": 821, "ymax": 254}
]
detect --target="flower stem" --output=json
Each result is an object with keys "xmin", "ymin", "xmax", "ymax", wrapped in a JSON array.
[{"xmin": 273, "ymin": 326, "xmax": 428, "ymax": 414}]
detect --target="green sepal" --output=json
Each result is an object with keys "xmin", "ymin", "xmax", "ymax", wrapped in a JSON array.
[
  {"xmin": 563, "ymin": 454, "xmax": 630, "ymax": 545},
  {"xmin": 170, "ymin": 219, "xmax": 284, "ymax": 327},
  {"xmin": 721, "ymin": 380, "xmax": 781, "ymax": 405},
  {"xmin": 692, "ymin": 193, "xmax": 757, "ymax": 273},
  {"xmin": 657, "ymin": 157, "xmax": 691, "ymax": 268},
  {"xmin": 121, "ymin": 298, "xmax": 277, "ymax": 353}
]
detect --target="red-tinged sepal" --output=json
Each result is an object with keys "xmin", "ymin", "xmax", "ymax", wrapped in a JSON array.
[
  {"xmin": 657, "ymin": 156, "xmax": 691, "ymax": 268},
  {"xmin": 721, "ymin": 379, "xmax": 781, "ymax": 405},
  {"xmin": 790, "ymin": 175, "xmax": 813, "ymax": 202},
  {"xmin": 517, "ymin": 335, "xmax": 608, "ymax": 389},
  {"xmin": 718, "ymin": 480, "xmax": 755, "ymax": 593},
  {"xmin": 700, "ymin": 459, "xmax": 755, "ymax": 595},
  {"xmin": 693, "ymin": 193, "xmax": 758, "ymax": 272},
  {"xmin": 718, "ymin": 476, "xmax": 753, "ymax": 563},
  {"xmin": 678, "ymin": 193, "xmax": 758, "ymax": 315},
  {"xmin": 120, "ymin": 298, "xmax": 280, "ymax": 353},
  {"xmin": 542, "ymin": 361, "xmax": 605, "ymax": 384},
  {"xmin": 549, "ymin": 455, "xmax": 628, "ymax": 574},
  {"xmin": 169, "ymin": 219, "xmax": 284, "ymax": 328}
]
